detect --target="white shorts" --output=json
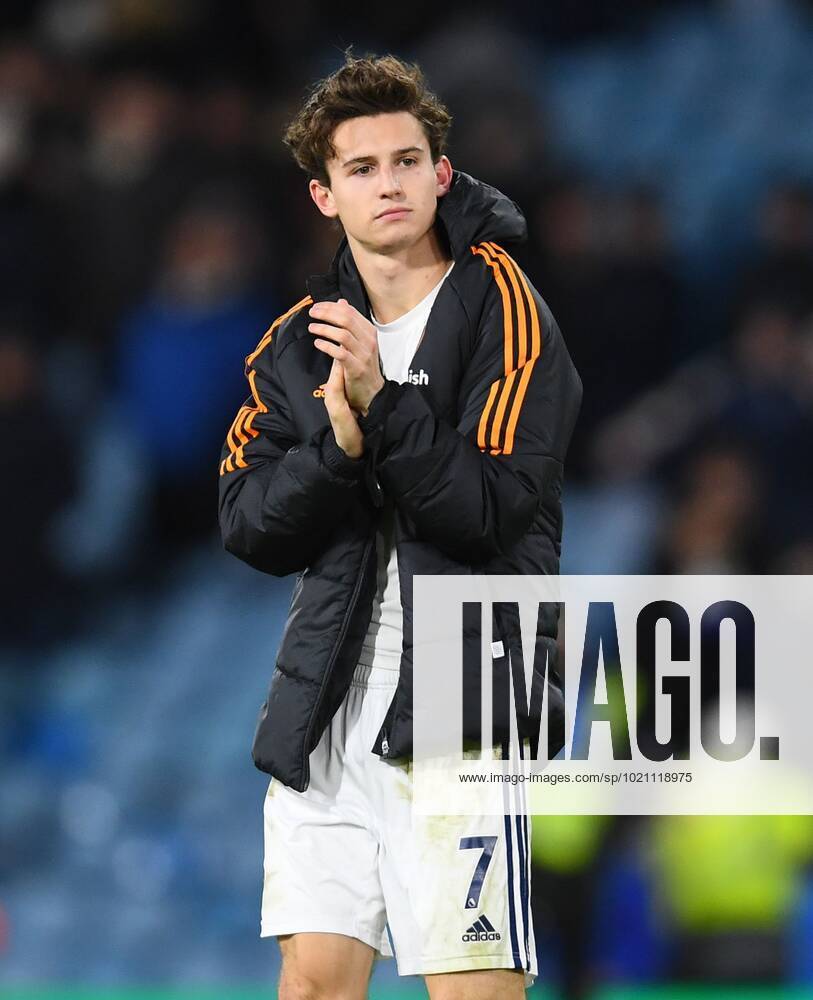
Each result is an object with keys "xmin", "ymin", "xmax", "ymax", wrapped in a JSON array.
[{"xmin": 261, "ymin": 662, "xmax": 537, "ymax": 983}]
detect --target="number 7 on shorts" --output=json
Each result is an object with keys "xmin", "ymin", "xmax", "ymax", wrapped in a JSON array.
[{"xmin": 459, "ymin": 835, "xmax": 498, "ymax": 910}]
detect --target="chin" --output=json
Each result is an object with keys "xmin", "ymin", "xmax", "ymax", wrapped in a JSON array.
[{"xmin": 366, "ymin": 232, "xmax": 414, "ymax": 254}]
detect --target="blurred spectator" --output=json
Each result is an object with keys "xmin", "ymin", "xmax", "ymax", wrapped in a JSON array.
[
  {"xmin": 718, "ymin": 304, "xmax": 813, "ymax": 546},
  {"xmin": 0, "ymin": 41, "xmax": 61, "ymax": 334},
  {"xmin": 417, "ymin": 18, "xmax": 551, "ymax": 209},
  {"xmin": 599, "ymin": 187, "xmax": 683, "ymax": 415},
  {"xmin": 115, "ymin": 196, "xmax": 274, "ymax": 551},
  {"xmin": 654, "ymin": 443, "xmax": 763, "ymax": 574},
  {"xmin": 57, "ymin": 73, "xmax": 189, "ymax": 353},
  {"xmin": 184, "ymin": 81, "xmax": 281, "ymax": 266},
  {"xmin": 531, "ymin": 813, "xmax": 614, "ymax": 999},
  {"xmin": 733, "ymin": 183, "xmax": 813, "ymax": 324},
  {"xmin": 649, "ymin": 812, "xmax": 813, "ymax": 982},
  {"xmin": 0, "ymin": 327, "xmax": 75, "ymax": 645},
  {"xmin": 526, "ymin": 179, "xmax": 606, "ymax": 474},
  {"xmin": 526, "ymin": 181, "xmax": 683, "ymax": 475},
  {"xmin": 593, "ymin": 302, "xmax": 813, "ymax": 539},
  {"xmin": 774, "ymin": 538, "xmax": 813, "ymax": 574}
]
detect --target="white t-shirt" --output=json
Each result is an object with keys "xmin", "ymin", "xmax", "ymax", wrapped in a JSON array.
[{"xmin": 357, "ymin": 263, "xmax": 454, "ymax": 672}]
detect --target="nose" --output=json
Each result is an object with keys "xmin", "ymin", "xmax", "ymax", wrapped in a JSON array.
[{"xmin": 378, "ymin": 166, "xmax": 403, "ymax": 197}]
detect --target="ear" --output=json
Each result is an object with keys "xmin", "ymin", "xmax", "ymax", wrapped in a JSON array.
[
  {"xmin": 435, "ymin": 155, "xmax": 453, "ymax": 198},
  {"xmin": 309, "ymin": 177, "xmax": 338, "ymax": 219}
]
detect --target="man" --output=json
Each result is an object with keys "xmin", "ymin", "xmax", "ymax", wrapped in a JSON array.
[{"xmin": 219, "ymin": 53, "xmax": 581, "ymax": 1000}]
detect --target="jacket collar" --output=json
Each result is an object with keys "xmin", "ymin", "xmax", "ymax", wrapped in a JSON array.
[{"xmin": 306, "ymin": 170, "xmax": 526, "ymax": 307}]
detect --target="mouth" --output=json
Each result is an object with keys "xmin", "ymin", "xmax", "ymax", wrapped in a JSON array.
[{"xmin": 376, "ymin": 208, "xmax": 411, "ymax": 221}]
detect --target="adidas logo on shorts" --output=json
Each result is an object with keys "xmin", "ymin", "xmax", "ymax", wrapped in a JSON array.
[{"xmin": 461, "ymin": 914, "xmax": 501, "ymax": 942}]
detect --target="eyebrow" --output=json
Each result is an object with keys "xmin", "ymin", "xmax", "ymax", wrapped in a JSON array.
[{"xmin": 340, "ymin": 146, "xmax": 424, "ymax": 169}]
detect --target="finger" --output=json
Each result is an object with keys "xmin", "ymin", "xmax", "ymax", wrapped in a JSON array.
[
  {"xmin": 323, "ymin": 383, "xmax": 348, "ymax": 415},
  {"xmin": 308, "ymin": 322, "xmax": 351, "ymax": 346},
  {"xmin": 338, "ymin": 298, "xmax": 377, "ymax": 347},
  {"xmin": 313, "ymin": 338, "xmax": 348, "ymax": 362},
  {"xmin": 313, "ymin": 341, "xmax": 366, "ymax": 379},
  {"xmin": 308, "ymin": 323, "xmax": 371, "ymax": 367},
  {"xmin": 311, "ymin": 327, "xmax": 375, "ymax": 375},
  {"xmin": 312, "ymin": 308, "xmax": 378, "ymax": 359},
  {"xmin": 325, "ymin": 358, "xmax": 344, "ymax": 395},
  {"xmin": 323, "ymin": 363, "xmax": 353, "ymax": 419},
  {"xmin": 309, "ymin": 300, "xmax": 364, "ymax": 343}
]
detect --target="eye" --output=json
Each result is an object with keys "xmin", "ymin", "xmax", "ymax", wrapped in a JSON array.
[
  {"xmin": 400, "ymin": 157, "xmax": 417, "ymax": 166},
  {"xmin": 353, "ymin": 164, "xmax": 372, "ymax": 176}
]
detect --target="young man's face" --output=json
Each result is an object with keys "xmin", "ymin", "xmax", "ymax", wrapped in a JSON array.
[{"xmin": 309, "ymin": 111, "xmax": 452, "ymax": 255}]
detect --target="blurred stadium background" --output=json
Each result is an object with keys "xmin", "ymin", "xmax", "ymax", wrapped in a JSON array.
[{"xmin": 3, "ymin": 0, "xmax": 813, "ymax": 996}]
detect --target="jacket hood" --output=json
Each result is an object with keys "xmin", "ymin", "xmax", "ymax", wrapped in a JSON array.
[
  {"xmin": 309, "ymin": 170, "xmax": 527, "ymax": 302},
  {"xmin": 436, "ymin": 169, "xmax": 527, "ymax": 256}
]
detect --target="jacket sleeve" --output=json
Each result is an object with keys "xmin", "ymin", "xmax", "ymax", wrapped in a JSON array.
[
  {"xmin": 358, "ymin": 258, "xmax": 582, "ymax": 563},
  {"xmin": 218, "ymin": 324, "xmax": 366, "ymax": 577}
]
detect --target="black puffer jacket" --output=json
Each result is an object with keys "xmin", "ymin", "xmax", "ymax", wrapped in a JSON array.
[{"xmin": 218, "ymin": 171, "xmax": 582, "ymax": 791}]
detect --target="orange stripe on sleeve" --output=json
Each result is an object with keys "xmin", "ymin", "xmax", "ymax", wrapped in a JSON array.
[
  {"xmin": 247, "ymin": 368, "xmax": 269, "ymax": 413},
  {"xmin": 225, "ymin": 399, "xmax": 249, "ymax": 449},
  {"xmin": 470, "ymin": 241, "xmax": 545, "ymax": 457},
  {"xmin": 226, "ymin": 417, "xmax": 240, "ymax": 454},
  {"xmin": 242, "ymin": 410, "xmax": 258, "ymax": 436},
  {"xmin": 484, "ymin": 243, "xmax": 528, "ymax": 368},
  {"xmin": 491, "ymin": 246, "xmax": 543, "ymax": 455},
  {"xmin": 227, "ymin": 405, "xmax": 251, "ymax": 452},
  {"xmin": 489, "ymin": 368, "xmax": 518, "ymax": 451},
  {"xmin": 473, "ymin": 243, "xmax": 531, "ymax": 452},
  {"xmin": 232, "ymin": 369, "xmax": 270, "ymax": 467},
  {"xmin": 471, "ymin": 246, "xmax": 514, "ymax": 375},
  {"xmin": 221, "ymin": 297, "xmax": 312, "ymax": 476},
  {"xmin": 501, "ymin": 247, "xmax": 541, "ymax": 359},
  {"xmin": 477, "ymin": 380, "xmax": 501, "ymax": 450},
  {"xmin": 234, "ymin": 408, "xmax": 252, "ymax": 446},
  {"xmin": 471, "ymin": 242, "xmax": 524, "ymax": 453},
  {"xmin": 245, "ymin": 295, "xmax": 312, "ymax": 369},
  {"xmin": 502, "ymin": 357, "xmax": 538, "ymax": 455}
]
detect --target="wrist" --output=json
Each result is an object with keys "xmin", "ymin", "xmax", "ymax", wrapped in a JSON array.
[
  {"xmin": 322, "ymin": 430, "xmax": 365, "ymax": 479},
  {"xmin": 333, "ymin": 420, "xmax": 364, "ymax": 458},
  {"xmin": 358, "ymin": 379, "xmax": 397, "ymax": 434},
  {"xmin": 360, "ymin": 376, "xmax": 386, "ymax": 418},
  {"xmin": 339, "ymin": 439, "xmax": 363, "ymax": 459}
]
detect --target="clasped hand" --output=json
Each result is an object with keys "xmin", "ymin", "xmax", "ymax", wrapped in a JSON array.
[{"xmin": 308, "ymin": 298, "xmax": 385, "ymax": 459}]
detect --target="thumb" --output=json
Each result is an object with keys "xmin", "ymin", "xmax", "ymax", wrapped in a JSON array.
[
  {"xmin": 324, "ymin": 358, "xmax": 348, "ymax": 413},
  {"xmin": 326, "ymin": 357, "xmax": 344, "ymax": 391}
]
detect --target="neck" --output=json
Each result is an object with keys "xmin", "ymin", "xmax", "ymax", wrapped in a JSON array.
[{"xmin": 347, "ymin": 224, "xmax": 452, "ymax": 324}]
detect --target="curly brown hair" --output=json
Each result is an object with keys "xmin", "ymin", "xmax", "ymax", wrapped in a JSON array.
[{"xmin": 284, "ymin": 52, "xmax": 452, "ymax": 186}]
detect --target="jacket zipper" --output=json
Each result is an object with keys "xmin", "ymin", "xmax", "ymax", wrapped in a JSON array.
[
  {"xmin": 376, "ymin": 689, "xmax": 399, "ymax": 758},
  {"xmin": 374, "ymin": 508, "xmax": 405, "ymax": 759},
  {"xmin": 300, "ymin": 534, "xmax": 375, "ymax": 782}
]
